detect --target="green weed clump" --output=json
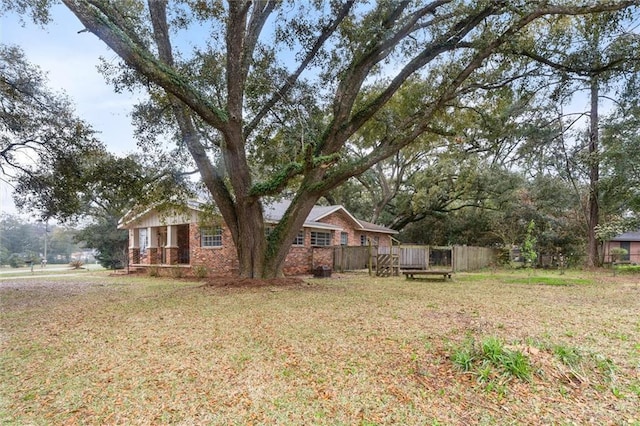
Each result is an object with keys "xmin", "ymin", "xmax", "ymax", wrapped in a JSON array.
[
  {"xmin": 451, "ymin": 336, "xmax": 533, "ymax": 390},
  {"xmin": 552, "ymin": 344, "xmax": 582, "ymax": 368}
]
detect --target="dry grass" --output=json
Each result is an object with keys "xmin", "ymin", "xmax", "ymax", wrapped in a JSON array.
[{"xmin": 1, "ymin": 270, "xmax": 639, "ymax": 425}]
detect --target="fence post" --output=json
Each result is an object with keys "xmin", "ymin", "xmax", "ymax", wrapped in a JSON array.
[{"xmin": 368, "ymin": 238, "xmax": 373, "ymax": 276}]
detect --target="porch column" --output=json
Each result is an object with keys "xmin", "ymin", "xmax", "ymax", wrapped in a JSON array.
[
  {"xmin": 166, "ymin": 225, "xmax": 179, "ymax": 265},
  {"xmin": 130, "ymin": 229, "xmax": 139, "ymax": 249},
  {"xmin": 130, "ymin": 229, "xmax": 140, "ymax": 264},
  {"xmin": 148, "ymin": 227, "xmax": 159, "ymax": 264}
]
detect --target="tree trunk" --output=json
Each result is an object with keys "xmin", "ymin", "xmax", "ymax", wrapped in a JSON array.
[
  {"xmin": 234, "ymin": 200, "xmax": 267, "ymax": 278},
  {"xmin": 261, "ymin": 193, "xmax": 321, "ymax": 279},
  {"xmin": 586, "ymin": 76, "xmax": 600, "ymax": 268}
]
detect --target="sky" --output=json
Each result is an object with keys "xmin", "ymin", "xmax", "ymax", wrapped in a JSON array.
[{"xmin": 1, "ymin": 5, "xmax": 140, "ymax": 216}]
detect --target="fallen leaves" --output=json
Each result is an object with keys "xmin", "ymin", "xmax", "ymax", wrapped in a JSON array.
[{"xmin": 1, "ymin": 271, "xmax": 639, "ymax": 424}]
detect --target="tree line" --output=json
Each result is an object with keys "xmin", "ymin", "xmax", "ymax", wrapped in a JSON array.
[
  {"xmin": 1, "ymin": 1, "xmax": 639, "ymax": 276},
  {"xmin": 0, "ymin": 214, "xmax": 87, "ymax": 267}
]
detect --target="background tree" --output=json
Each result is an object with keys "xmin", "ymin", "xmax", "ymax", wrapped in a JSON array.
[
  {"xmin": 46, "ymin": 226, "xmax": 80, "ymax": 264},
  {"xmin": 600, "ymin": 105, "xmax": 640, "ymax": 217},
  {"xmin": 0, "ymin": 44, "xmax": 101, "ymax": 182},
  {"xmin": 0, "ymin": 215, "xmax": 81, "ymax": 266},
  {"xmin": 329, "ymin": 52, "xmax": 574, "ymax": 245},
  {"xmin": 0, "ymin": 214, "xmax": 41, "ymax": 266},
  {"xmin": 1, "ymin": 42, "xmax": 193, "ymax": 268},
  {"xmin": 515, "ymin": 11, "xmax": 640, "ymax": 266},
  {"xmin": 13, "ymin": 149, "xmax": 194, "ymax": 268}
]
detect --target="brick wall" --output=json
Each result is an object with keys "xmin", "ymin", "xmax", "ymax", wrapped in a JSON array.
[
  {"xmin": 187, "ymin": 210, "xmax": 393, "ymax": 275},
  {"xmin": 283, "ymin": 246, "xmax": 313, "ymax": 275},
  {"xmin": 189, "ymin": 223, "xmax": 239, "ymax": 275},
  {"xmin": 311, "ymin": 247, "xmax": 333, "ymax": 270}
]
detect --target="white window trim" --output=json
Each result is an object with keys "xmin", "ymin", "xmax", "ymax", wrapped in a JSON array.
[
  {"xmin": 201, "ymin": 226, "xmax": 223, "ymax": 248},
  {"xmin": 293, "ymin": 230, "xmax": 305, "ymax": 246},
  {"xmin": 310, "ymin": 230, "xmax": 332, "ymax": 247}
]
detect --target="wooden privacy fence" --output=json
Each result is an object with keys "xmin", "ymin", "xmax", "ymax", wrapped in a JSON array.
[
  {"xmin": 332, "ymin": 245, "xmax": 497, "ymax": 273},
  {"xmin": 333, "ymin": 246, "xmax": 372, "ymax": 272},
  {"xmin": 453, "ymin": 246, "xmax": 496, "ymax": 272}
]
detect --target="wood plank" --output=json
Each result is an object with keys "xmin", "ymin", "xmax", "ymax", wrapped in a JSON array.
[{"xmin": 401, "ymin": 270, "xmax": 453, "ymax": 280}]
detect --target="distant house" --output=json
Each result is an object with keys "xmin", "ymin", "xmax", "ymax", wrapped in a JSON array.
[
  {"xmin": 118, "ymin": 200, "xmax": 397, "ymax": 275},
  {"xmin": 603, "ymin": 231, "xmax": 640, "ymax": 264}
]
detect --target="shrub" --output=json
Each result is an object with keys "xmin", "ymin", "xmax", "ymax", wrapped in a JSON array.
[
  {"xmin": 8, "ymin": 253, "xmax": 24, "ymax": 268},
  {"xmin": 171, "ymin": 266, "xmax": 184, "ymax": 278},
  {"xmin": 148, "ymin": 266, "xmax": 159, "ymax": 277},
  {"xmin": 496, "ymin": 248, "xmax": 511, "ymax": 266},
  {"xmin": 69, "ymin": 260, "xmax": 84, "ymax": 269},
  {"xmin": 609, "ymin": 247, "xmax": 628, "ymax": 263},
  {"xmin": 193, "ymin": 265, "xmax": 209, "ymax": 279}
]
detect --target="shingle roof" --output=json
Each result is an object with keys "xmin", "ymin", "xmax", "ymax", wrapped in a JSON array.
[
  {"xmin": 610, "ymin": 231, "xmax": 640, "ymax": 242},
  {"xmin": 120, "ymin": 198, "xmax": 398, "ymax": 235},
  {"xmin": 264, "ymin": 199, "xmax": 397, "ymax": 234}
]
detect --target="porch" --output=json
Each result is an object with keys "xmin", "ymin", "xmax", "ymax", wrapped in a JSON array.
[{"xmin": 129, "ymin": 224, "xmax": 191, "ymax": 267}]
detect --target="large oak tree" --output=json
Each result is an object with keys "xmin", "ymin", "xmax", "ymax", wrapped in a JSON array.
[{"xmin": 12, "ymin": 0, "xmax": 637, "ymax": 278}]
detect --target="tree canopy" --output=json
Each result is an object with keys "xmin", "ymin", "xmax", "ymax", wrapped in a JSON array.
[{"xmin": 0, "ymin": 43, "xmax": 101, "ymax": 183}]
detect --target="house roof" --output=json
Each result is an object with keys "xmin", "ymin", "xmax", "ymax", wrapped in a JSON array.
[
  {"xmin": 610, "ymin": 231, "xmax": 640, "ymax": 242},
  {"xmin": 118, "ymin": 199, "xmax": 206, "ymax": 229},
  {"xmin": 264, "ymin": 199, "xmax": 397, "ymax": 234},
  {"xmin": 120, "ymin": 198, "xmax": 397, "ymax": 235}
]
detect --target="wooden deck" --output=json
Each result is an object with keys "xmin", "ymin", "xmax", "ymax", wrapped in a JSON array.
[{"xmin": 401, "ymin": 269, "xmax": 453, "ymax": 280}]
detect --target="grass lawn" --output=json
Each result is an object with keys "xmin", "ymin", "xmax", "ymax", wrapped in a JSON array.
[
  {"xmin": 0, "ymin": 263, "xmax": 105, "ymax": 279},
  {"xmin": 1, "ymin": 269, "xmax": 639, "ymax": 425}
]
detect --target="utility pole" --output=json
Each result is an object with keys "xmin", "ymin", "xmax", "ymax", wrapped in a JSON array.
[{"xmin": 43, "ymin": 220, "xmax": 48, "ymax": 267}]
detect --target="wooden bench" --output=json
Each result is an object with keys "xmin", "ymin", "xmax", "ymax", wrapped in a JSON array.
[{"xmin": 401, "ymin": 269, "xmax": 453, "ymax": 280}]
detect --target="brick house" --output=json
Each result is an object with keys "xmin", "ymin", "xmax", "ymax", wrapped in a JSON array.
[
  {"xmin": 602, "ymin": 231, "xmax": 640, "ymax": 264},
  {"xmin": 119, "ymin": 200, "xmax": 397, "ymax": 275}
]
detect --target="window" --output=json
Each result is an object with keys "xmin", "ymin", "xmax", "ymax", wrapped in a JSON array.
[
  {"xmin": 340, "ymin": 232, "xmax": 348, "ymax": 246},
  {"xmin": 360, "ymin": 235, "xmax": 367, "ymax": 246},
  {"xmin": 293, "ymin": 230, "xmax": 304, "ymax": 246},
  {"xmin": 201, "ymin": 227, "xmax": 223, "ymax": 247},
  {"xmin": 310, "ymin": 231, "xmax": 332, "ymax": 247}
]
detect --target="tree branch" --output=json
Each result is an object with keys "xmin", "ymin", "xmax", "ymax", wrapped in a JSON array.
[
  {"xmin": 322, "ymin": 2, "xmax": 498, "ymax": 154},
  {"xmin": 147, "ymin": 0, "xmax": 239, "ymax": 240},
  {"xmin": 244, "ymin": 0, "xmax": 356, "ymax": 137},
  {"xmin": 63, "ymin": 0, "xmax": 229, "ymax": 130}
]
